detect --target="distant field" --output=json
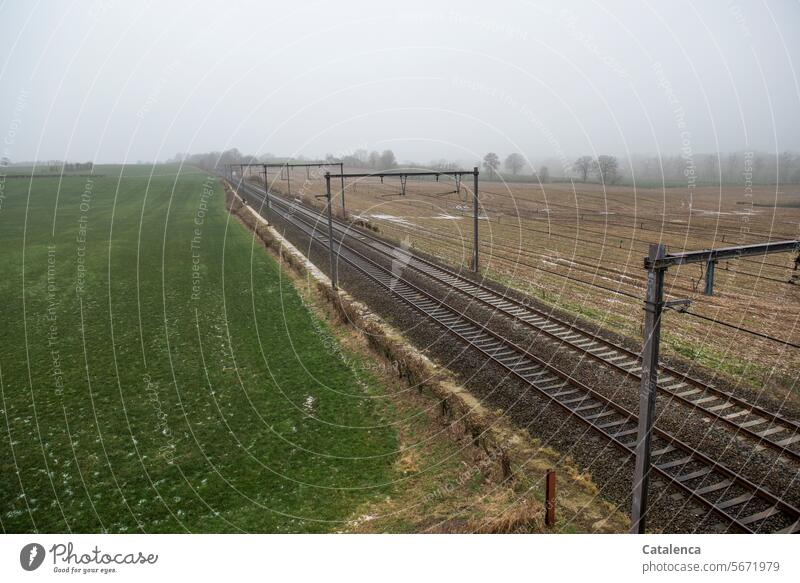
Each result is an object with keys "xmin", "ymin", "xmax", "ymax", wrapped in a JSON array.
[
  {"xmin": 257, "ymin": 168, "xmax": 800, "ymax": 398},
  {"xmin": 0, "ymin": 165, "xmax": 398, "ymax": 533}
]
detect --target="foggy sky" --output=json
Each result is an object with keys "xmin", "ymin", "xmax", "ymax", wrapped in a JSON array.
[{"xmin": 2, "ymin": 0, "xmax": 799, "ymax": 168}]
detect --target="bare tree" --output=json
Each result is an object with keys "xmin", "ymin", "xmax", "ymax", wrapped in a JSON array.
[
  {"xmin": 368, "ymin": 150, "xmax": 380, "ymax": 169},
  {"xmin": 504, "ymin": 153, "xmax": 524, "ymax": 175},
  {"xmin": 572, "ymin": 156, "xmax": 593, "ymax": 182},
  {"xmin": 702, "ymin": 155, "xmax": 719, "ymax": 182},
  {"xmin": 592, "ymin": 155, "xmax": 619, "ymax": 184},
  {"xmin": 538, "ymin": 165, "xmax": 550, "ymax": 183},
  {"xmin": 483, "ymin": 152, "xmax": 500, "ymax": 178},
  {"xmin": 379, "ymin": 149, "xmax": 397, "ymax": 169},
  {"xmin": 341, "ymin": 149, "xmax": 368, "ymax": 167}
]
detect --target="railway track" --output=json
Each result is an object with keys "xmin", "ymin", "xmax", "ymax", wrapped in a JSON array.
[{"xmin": 230, "ymin": 178, "xmax": 800, "ymax": 533}]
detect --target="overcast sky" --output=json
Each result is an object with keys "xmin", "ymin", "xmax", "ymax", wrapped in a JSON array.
[{"xmin": 1, "ymin": 0, "xmax": 799, "ymax": 166}]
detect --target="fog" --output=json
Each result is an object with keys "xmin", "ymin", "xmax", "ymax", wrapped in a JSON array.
[{"xmin": 2, "ymin": 0, "xmax": 799, "ymax": 172}]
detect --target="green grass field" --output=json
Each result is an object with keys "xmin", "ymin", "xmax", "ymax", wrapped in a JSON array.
[{"xmin": 0, "ymin": 165, "xmax": 398, "ymax": 533}]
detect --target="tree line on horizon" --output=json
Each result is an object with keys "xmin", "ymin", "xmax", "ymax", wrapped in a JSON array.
[
  {"xmin": 168, "ymin": 148, "xmax": 400, "ymax": 172},
  {"xmin": 165, "ymin": 148, "xmax": 800, "ymax": 186},
  {"xmin": 480, "ymin": 150, "xmax": 800, "ymax": 185}
]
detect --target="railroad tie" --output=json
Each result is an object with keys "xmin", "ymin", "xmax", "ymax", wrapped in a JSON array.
[
  {"xmin": 539, "ymin": 381, "xmax": 568, "ymax": 391},
  {"xmin": 584, "ymin": 409, "xmax": 616, "ymax": 421},
  {"xmin": 551, "ymin": 389, "xmax": 579, "ymax": 399},
  {"xmin": 694, "ymin": 479, "xmax": 733, "ymax": 495},
  {"xmin": 757, "ymin": 425, "xmax": 786, "ymax": 437},
  {"xmin": 715, "ymin": 493, "xmax": 754, "ymax": 510},
  {"xmin": 611, "ymin": 428, "xmax": 639, "ymax": 440},
  {"xmin": 503, "ymin": 357, "xmax": 527, "ymax": 367},
  {"xmin": 597, "ymin": 418, "xmax": 628, "ymax": 430},
  {"xmin": 739, "ymin": 417, "xmax": 767, "ymax": 429},
  {"xmin": 532, "ymin": 374, "xmax": 559, "ymax": 385},
  {"xmin": 652, "ymin": 444, "xmax": 676, "ymax": 456},
  {"xmin": 776, "ymin": 434, "xmax": 800, "ymax": 447},
  {"xmin": 739, "ymin": 505, "xmax": 780, "ymax": 526},
  {"xmin": 724, "ymin": 409, "xmax": 750, "ymax": 420},
  {"xmin": 656, "ymin": 455, "xmax": 693, "ymax": 470},
  {"xmin": 693, "ymin": 396, "xmax": 719, "ymax": 405},
  {"xmin": 676, "ymin": 387, "xmax": 701, "ymax": 398},
  {"xmin": 575, "ymin": 402, "xmax": 604, "ymax": 413},
  {"xmin": 561, "ymin": 395, "xmax": 592, "ymax": 406},
  {"xmin": 676, "ymin": 467, "xmax": 713, "ymax": 482},
  {"xmin": 525, "ymin": 370, "xmax": 553, "ymax": 379},
  {"xmin": 512, "ymin": 365, "xmax": 539, "ymax": 374}
]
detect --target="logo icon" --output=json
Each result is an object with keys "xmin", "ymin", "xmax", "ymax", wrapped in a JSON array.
[{"xmin": 20, "ymin": 543, "xmax": 45, "ymax": 571}]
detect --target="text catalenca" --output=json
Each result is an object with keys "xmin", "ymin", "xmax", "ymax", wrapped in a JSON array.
[{"xmin": 642, "ymin": 545, "xmax": 701, "ymax": 555}]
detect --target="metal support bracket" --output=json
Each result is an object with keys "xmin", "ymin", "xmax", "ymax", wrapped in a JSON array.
[
  {"xmin": 664, "ymin": 298, "xmax": 692, "ymax": 312},
  {"xmin": 704, "ymin": 260, "xmax": 716, "ymax": 296}
]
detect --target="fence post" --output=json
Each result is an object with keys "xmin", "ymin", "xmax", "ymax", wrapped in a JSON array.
[{"xmin": 545, "ymin": 469, "xmax": 557, "ymax": 527}]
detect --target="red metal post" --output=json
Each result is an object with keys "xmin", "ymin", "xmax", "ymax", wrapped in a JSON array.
[{"xmin": 545, "ymin": 469, "xmax": 556, "ymax": 526}]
